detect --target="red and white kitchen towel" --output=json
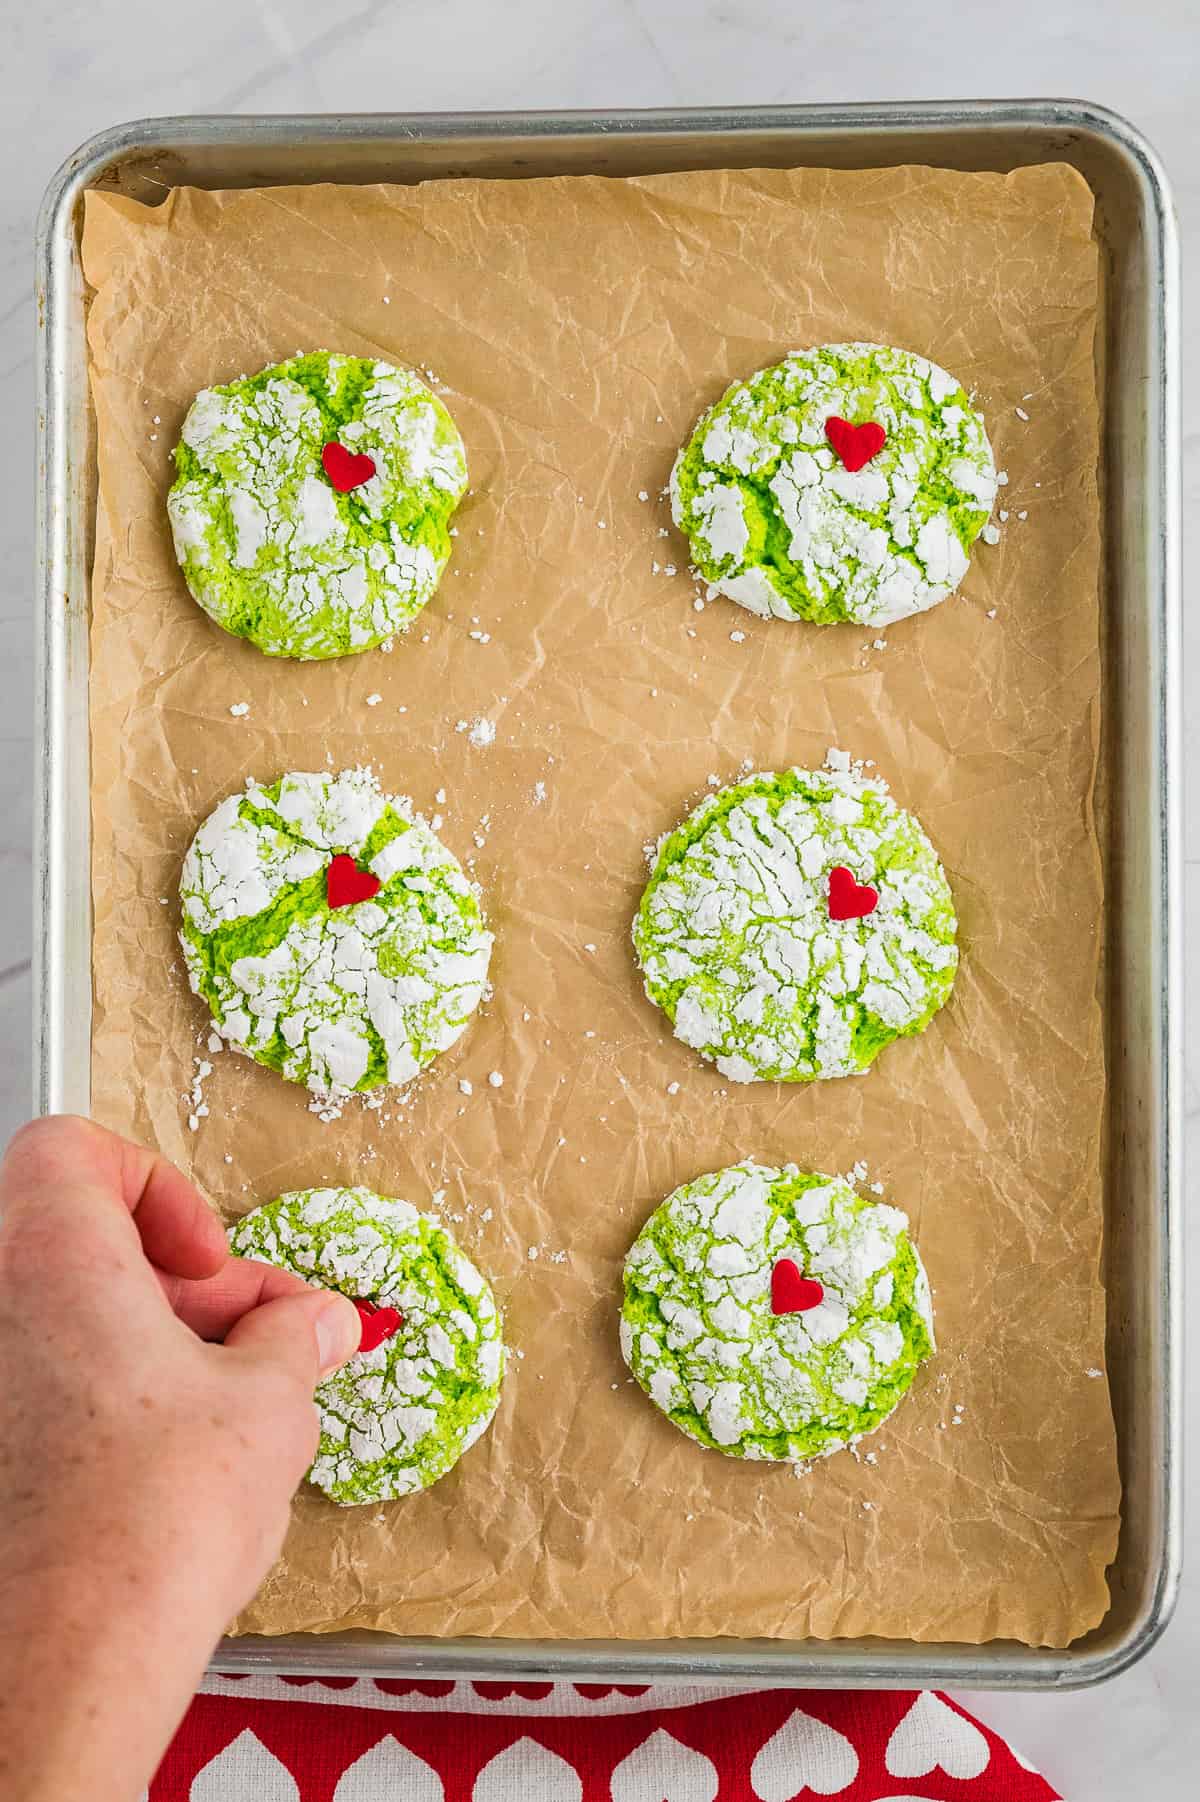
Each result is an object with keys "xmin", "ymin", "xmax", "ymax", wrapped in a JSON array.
[{"xmin": 150, "ymin": 1676, "xmax": 1062, "ymax": 1799}]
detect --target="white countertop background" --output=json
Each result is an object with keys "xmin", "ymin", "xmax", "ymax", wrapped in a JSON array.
[{"xmin": 2, "ymin": 4, "xmax": 1194, "ymax": 1795}]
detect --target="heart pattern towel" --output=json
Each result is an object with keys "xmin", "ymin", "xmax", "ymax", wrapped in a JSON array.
[{"xmin": 150, "ymin": 1678, "xmax": 1061, "ymax": 1800}]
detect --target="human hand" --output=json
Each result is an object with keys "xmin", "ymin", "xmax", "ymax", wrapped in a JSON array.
[{"xmin": 0, "ymin": 1115, "xmax": 362, "ymax": 1802}]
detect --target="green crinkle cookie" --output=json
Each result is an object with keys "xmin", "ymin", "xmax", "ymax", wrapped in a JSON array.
[
  {"xmin": 621, "ymin": 1162, "xmax": 934, "ymax": 1462},
  {"xmin": 633, "ymin": 763, "xmax": 957, "ymax": 1083},
  {"xmin": 230, "ymin": 1186, "xmax": 505, "ymax": 1504},
  {"xmin": 167, "ymin": 351, "xmax": 467, "ymax": 659},
  {"xmin": 179, "ymin": 767, "xmax": 492, "ymax": 1099},
  {"xmin": 670, "ymin": 342, "xmax": 996, "ymax": 626}
]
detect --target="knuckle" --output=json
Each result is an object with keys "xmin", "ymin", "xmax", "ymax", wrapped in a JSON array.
[
  {"xmin": 5, "ymin": 1114, "xmax": 101, "ymax": 1177},
  {"xmin": 0, "ymin": 1212, "xmax": 64, "ymax": 1279}
]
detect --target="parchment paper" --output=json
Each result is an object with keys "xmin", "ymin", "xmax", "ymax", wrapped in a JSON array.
[{"xmin": 80, "ymin": 161, "xmax": 1118, "ymax": 1648}]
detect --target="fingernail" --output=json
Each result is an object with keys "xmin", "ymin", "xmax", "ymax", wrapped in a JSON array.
[{"xmin": 314, "ymin": 1294, "xmax": 362, "ymax": 1374}]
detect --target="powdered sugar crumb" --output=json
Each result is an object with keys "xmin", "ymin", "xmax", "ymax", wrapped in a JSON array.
[
  {"xmin": 309, "ymin": 1092, "xmax": 345, "ymax": 1123},
  {"xmin": 184, "ymin": 1048, "xmax": 220, "ymax": 1132}
]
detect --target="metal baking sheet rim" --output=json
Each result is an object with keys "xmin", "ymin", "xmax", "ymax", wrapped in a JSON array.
[{"xmin": 32, "ymin": 100, "xmax": 1181, "ymax": 1690}]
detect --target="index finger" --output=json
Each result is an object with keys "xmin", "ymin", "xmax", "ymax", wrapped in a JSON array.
[
  {"xmin": 157, "ymin": 1254, "xmax": 317, "ymax": 1341},
  {"xmin": 0, "ymin": 1115, "xmax": 228, "ymax": 1281}
]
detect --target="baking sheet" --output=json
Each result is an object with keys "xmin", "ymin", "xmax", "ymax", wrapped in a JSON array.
[{"xmin": 80, "ymin": 160, "xmax": 1118, "ymax": 1648}]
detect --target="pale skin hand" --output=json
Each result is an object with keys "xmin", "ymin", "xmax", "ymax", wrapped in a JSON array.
[{"xmin": 0, "ymin": 1116, "xmax": 363, "ymax": 1802}]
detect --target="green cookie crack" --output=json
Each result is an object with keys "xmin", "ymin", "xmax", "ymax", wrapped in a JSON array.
[
  {"xmin": 231, "ymin": 1187, "xmax": 505, "ymax": 1505},
  {"xmin": 621, "ymin": 1164, "xmax": 934, "ymax": 1463},
  {"xmin": 179, "ymin": 771, "xmax": 492, "ymax": 1098},
  {"xmin": 168, "ymin": 351, "xmax": 468, "ymax": 660},
  {"xmin": 671, "ymin": 342, "xmax": 995, "ymax": 626},
  {"xmin": 633, "ymin": 767, "xmax": 957, "ymax": 1084}
]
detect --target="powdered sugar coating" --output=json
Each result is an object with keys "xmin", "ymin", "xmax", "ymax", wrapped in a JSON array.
[
  {"xmin": 633, "ymin": 767, "xmax": 957, "ymax": 1083},
  {"xmin": 230, "ymin": 1186, "xmax": 505, "ymax": 1504},
  {"xmin": 670, "ymin": 343, "xmax": 996, "ymax": 626},
  {"xmin": 179, "ymin": 768, "xmax": 492, "ymax": 1099},
  {"xmin": 168, "ymin": 352, "xmax": 467, "ymax": 659},
  {"xmin": 621, "ymin": 1162, "xmax": 934, "ymax": 1462}
]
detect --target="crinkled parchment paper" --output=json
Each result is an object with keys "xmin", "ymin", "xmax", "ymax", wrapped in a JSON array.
[{"xmin": 80, "ymin": 161, "xmax": 1117, "ymax": 1647}]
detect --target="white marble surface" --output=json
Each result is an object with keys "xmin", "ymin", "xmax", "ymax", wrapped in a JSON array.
[{"xmin": 2, "ymin": 3, "xmax": 1195, "ymax": 1793}]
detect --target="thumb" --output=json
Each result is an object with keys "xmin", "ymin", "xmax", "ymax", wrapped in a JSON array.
[{"xmin": 222, "ymin": 1287, "xmax": 362, "ymax": 1384}]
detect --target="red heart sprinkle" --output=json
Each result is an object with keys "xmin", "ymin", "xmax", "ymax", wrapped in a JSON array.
[
  {"xmin": 326, "ymin": 853, "xmax": 382, "ymax": 910},
  {"xmin": 824, "ymin": 415, "xmax": 887, "ymax": 473},
  {"xmin": 828, "ymin": 864, "xmax": 878, "ymax": 922},
  {"xmin": 321, "ymin": 440, "xmax": 376, "ymax": 493},
  {"xmin": 771, "ymin": 1259, "xmax": 825, "ymax": 1315},
  {"xmin": 354, "ymin": 1297, "xmax": 403, "ymax": 1353}
]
